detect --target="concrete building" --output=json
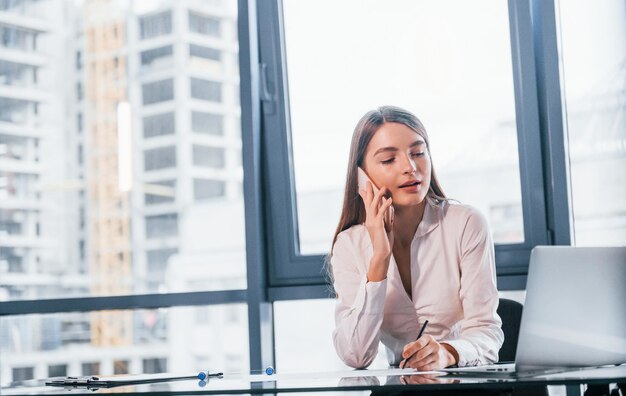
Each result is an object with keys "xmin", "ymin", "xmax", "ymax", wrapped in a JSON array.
[
  {"xmin": 127, "ymin": 0, "xmax": 242, "ymax": 296},
  {"xmin": 1, "ymin": 0, "xmax": 246, "ymax": 383}
]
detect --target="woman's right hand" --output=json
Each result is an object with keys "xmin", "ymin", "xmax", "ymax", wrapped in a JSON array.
[{"xmin": 358, "ymin": 181, "xmax": 394, "ymax": 282}]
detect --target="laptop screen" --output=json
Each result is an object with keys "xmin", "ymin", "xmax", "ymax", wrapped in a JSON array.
[{"xmin": 515, "ymin": 246, "xmax": 626, "ymax": 370}]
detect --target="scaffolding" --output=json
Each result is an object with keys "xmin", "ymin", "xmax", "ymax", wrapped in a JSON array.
[{"xmin": 84, "ymin": 0, "xmax": 133, "ymax": 347}]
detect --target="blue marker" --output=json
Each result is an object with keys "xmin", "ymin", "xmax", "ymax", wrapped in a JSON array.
[{"xmin": 265, "ymin": 366, "xmax": 274, "ymax": 375}]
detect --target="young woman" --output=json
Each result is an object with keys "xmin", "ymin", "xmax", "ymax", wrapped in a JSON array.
[{"xmin": 330, "ymin": 105, "xmax": 503, "ymax": 370}]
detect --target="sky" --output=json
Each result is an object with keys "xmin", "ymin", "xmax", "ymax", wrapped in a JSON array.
[
  {"xmin": 282, "ymin": 0, "xmax": 625, "ymax": 193},
  {"xmin": 282, "ymin": 0, "xmax": 517, "ymax": 192}
]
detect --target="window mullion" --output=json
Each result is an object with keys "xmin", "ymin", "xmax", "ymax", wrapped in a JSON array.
[
  {"xmin": 529, "ymin": 0, "xmax": 572, "ymax": 246},
  {"xmin": 239, "ymin": 0, "xmax": 275, "ymax": 373},
  {"xmin": 507, "ymin": 0, "xmax": 550, "ymax": 251}
]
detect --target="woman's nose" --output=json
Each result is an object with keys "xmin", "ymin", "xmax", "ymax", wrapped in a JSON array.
[{"xmin": 402, "ymin": 155, "xmax": 417, "ymax": 174}]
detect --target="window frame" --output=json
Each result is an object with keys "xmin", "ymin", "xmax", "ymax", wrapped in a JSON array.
[
  {"xmin": 0, "ymin": 0, "xmax": 265, "ymax": 372},
  {"xmin": 0, "ymin": 0, "xmax": 573, "ymax": 377},
  {"xmin": 256, "ymin": 0, "xmax": 568, "ymax": 293}
]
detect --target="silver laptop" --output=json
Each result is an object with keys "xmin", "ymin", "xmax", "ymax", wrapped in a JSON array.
[{"xmin": 440, "ymin": 246, "xmax": 626, "ymax": 377}]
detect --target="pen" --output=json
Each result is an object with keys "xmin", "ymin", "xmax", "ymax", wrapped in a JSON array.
[
  {"xmin": 197, "ymin": 371, "xmax": 224, "ymax": 381},
  {"xmin": 400, "ymin": 319, "xmax": 429, "ymax": 369}
]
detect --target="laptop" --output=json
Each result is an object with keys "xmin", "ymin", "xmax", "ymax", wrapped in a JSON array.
[{"xmin": 439, "ymin": 246, "xmax": 626, "ymax": 377}]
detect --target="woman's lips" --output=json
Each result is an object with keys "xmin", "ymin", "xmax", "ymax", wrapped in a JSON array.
[{"xmin": 399, "ymin": 181, "xmax": 421, "ymax": 193}]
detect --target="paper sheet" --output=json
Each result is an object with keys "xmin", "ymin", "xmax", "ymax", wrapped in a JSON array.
[{"xmin": 242, "ymin": 367, "xmax": 440, "ymax": 382}]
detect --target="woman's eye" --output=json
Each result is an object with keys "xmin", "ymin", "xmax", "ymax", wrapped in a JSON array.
[
  {"xmin": 411, "ymin": 152, "xmax": 425, "ymax": 157},
  {"xmin": 381, "ymin": 158, "xmax": 395, "ymax": 164}
]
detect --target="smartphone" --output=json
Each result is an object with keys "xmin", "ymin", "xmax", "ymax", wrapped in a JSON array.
[
  {"xmin": 357, "ymin": 167, "xmax": 380, "ymax": 195},
  {"xmin": 358, "ymin": 167, "xmax": 393, "ymax": 230}
]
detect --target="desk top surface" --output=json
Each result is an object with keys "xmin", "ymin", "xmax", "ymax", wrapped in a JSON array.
[{"xmin": 3, "ymin": 365, "xmax": 626, "ymax": 395}]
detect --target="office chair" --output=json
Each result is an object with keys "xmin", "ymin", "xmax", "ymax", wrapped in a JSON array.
[{"xmin": 497, "ymin": 298, "xmax": 523, "ymax": 362}]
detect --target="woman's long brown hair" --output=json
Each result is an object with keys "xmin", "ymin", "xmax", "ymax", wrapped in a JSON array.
[{"xmin": 330, "ymin": 105, "xmax": 447, "ymax": 250}]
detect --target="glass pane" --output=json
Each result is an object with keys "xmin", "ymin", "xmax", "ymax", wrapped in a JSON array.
[
  {"xmin": 0, "ymin": 305, "xmax": 249, "ymax": 384},
  {"xmin": 143, "ymin": 112, "xmax": 176, "ymax": 138},
  {"xmin": 139, "ymin": 11, "xmax": 172, "ymax": 40},
  {"xmin": 274, "ymin": 299, "xmax": 389, "ymax": 372},
  {"xmin": 558, "ymin": 0, "xmax": 626, "ymax": 246},
  {"xmin": 0, "ymin": 0, "xmax": 245, "ymax": 301},
  {"xmin": 283, "ymin": 0, "xmax": 523, "ymax": 255}
]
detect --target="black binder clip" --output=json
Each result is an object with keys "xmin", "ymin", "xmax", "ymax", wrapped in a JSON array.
[{"xmin": 46, "ymin": 376, "xmax": 107, "ymax": 391}]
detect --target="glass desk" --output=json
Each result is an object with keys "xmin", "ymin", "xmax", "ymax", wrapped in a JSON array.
[{"xmin": 3, "ymin": 365, "xmax": 625, "ymax": 396}]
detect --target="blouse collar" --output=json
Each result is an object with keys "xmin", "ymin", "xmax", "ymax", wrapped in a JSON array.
[{"xmin": 414, "ymin": 196, "xmax": 446, "ymax": 239}]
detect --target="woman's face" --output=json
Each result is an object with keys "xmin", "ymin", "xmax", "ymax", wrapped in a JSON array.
[{"xmin": 363, "ymin": 122, "xmax": 432, "ymax": 207}]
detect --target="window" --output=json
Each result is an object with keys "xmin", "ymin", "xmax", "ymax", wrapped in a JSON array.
[
  {"xmin": 145, "ymin": 213, "xmax": 178, "ymax": 239},
  {"xmin": 1, "ymin": 247, "xmax": 23, "ymax": 272},
  {"xmin": 190, "ymin": 78, "xmax": 221, "ymax": 102},
  {"xmin": 0, "ymin": 0, "xmax": 249, "ymax": 379},
  {"xmin": 140, "ymin": 11, "xmax": 172, "ymax": 40},
  {"xmin": 0, "ymin": 97, "xmax": 30, "ymax": 124},
  {"xmin": 0, "ymin": 210, "xmax": 23, "ymax": 235},
  {"xmin": 2, "ymin": 0, "xmax": 604, "ymax": 383},
  {"xmin": 146, "ymin": 248, "xmax": 178, "ymax": 290},
  {"xmin": 146, "ymin": 249, "xmax": 178, "ymax": 271},
  {"xmin": 142, "ymin": 358, "xmax": 167, "ymax": 374},
  {"xmin": 0, "ymin": 0, "xmax": 42, "ymax": 16},
  {"xmin": 81, "ymin": 362, "xmax": 100, "ymax": 376},
  {"xmin": 283, "ymin": 0, "xmax": 523, "ymax": 255},
  {"xmin": 189, "ymin": 44, "xmax": 221, "ymax": 61},
  {"xmin": 192, "ymin": 145, "xmax": 225, "ymax": 168},
  {"xmin": 191, "ymin": 111, "xmax": 223, "ymax": 135},
  {"xmin": 259, "ymin": 0, "xmax": 547, "ymax": 286},
  {"xmin": 113, "ymin": 360, "xmax": 129, "ymax": 375},
  {"xmin": 48, "ymin": 364, "xmax": 67, "ymax": 377},
  {"xmin": 189, "ymin": 44, "xmax": 222, "ymax": 73},
  {"xmin": 143, "ymin": 112, "xmax": 176, "ymax": 138},
  {"xmin": 0, "ymin": 60, "xmax": 34, "ymax": 86},
  {"xmin": 79, "ymin": 240, "xmax": 85, "ymax": 262},
  {"xmin": 76, "ymin": 81, "xmax": 83, "ymax": 101},
  {"xmin": 144, "ymin": 180, "xmax": 176, "ymax": 205},
  {"xmin": 142, "ymin": 78, "xmax": 174, "ymax": 105},
  {"xmin": 11, "ymin": 367, "xmax": 34, "ymax": 382},
  {"xmin": 141, "ymin": 45, "xmax": 173, "ymax": 69},
  {"xmin": 490, "ymin": 203, "xmax": 524, "ymax": 243},
  {"xmin": 1, "ymin": 306, "xmax": 249, "ymax": 383},
  {"xmin": 76, "ymin": 112, "xmax": 83, "ymax": 133},
  {"xmin": 194, "ymin": 178, "xmax": 225, "ymax": 200},
  {"xmin": 144, "ymin": 146, "xmax": 177, "ymax": 171},
  {"xmin": 0, "ymin": 0, "xmax": 245, "ymax": 307},
  {"xmin": 42, "ymin": 317, "xmax": 60, "ymax": 349},
  {"xmin": 558, "ymin": 0, "xmax": 626, "ymax": 246},
  {"xmin": 1, "ymin": 25, "xmax": 37, "ymax": 51},
  {"xmin": 274, "ymin": 299, "xmax": 388, "ymax": 371},
  {"xmin": 189, "ymin": 11, "xmax": 220, "ymax": 37}
]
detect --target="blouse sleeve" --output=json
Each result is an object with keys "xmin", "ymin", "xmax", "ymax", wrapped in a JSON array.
[
  {"xmin": 440, "ymin": 210, "xmax": 504, "ymax": 366},
  {"xmin": 331, "ymin": 231, "xmax": 387, "ymax": 369}
]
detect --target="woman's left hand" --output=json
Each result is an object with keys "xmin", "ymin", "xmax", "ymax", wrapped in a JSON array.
[{"xmin": 400, "ymin": 335, "xmax": 458, "ymax": 371}]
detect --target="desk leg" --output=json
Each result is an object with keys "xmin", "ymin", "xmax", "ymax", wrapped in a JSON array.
[{"xmin": 565, "ymin": 384, "xmax": 582, "ymax": 396}]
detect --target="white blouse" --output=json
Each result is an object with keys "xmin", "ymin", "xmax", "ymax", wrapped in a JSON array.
[{"xmin": 331, "ymin": 198, "xmax": 504, "ymax": 369}]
